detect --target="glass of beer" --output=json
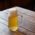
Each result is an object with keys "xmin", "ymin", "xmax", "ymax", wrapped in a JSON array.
[{"xmin": 8, "ymin": 11, "xmax": 18, "ymax": 31}]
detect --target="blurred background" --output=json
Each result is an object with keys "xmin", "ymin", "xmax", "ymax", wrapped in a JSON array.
[{"xmin": 0, "ymin": 0, "xmax": 35, "ymax": 11}]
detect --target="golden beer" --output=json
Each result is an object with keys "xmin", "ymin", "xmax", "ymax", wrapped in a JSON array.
[{"xmin": 8, "ymin": 11, "xmax": 18, "ymax": 31}]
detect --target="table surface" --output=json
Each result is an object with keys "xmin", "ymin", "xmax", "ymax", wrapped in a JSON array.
[{"xmin": 0, "ymin": 7, "xmax": 35, "ymax": 35}]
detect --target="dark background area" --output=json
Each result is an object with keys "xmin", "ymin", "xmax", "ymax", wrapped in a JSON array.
[{"xmin": 0, "ymin": 0, "xmax": 35, "ymax": 11}]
